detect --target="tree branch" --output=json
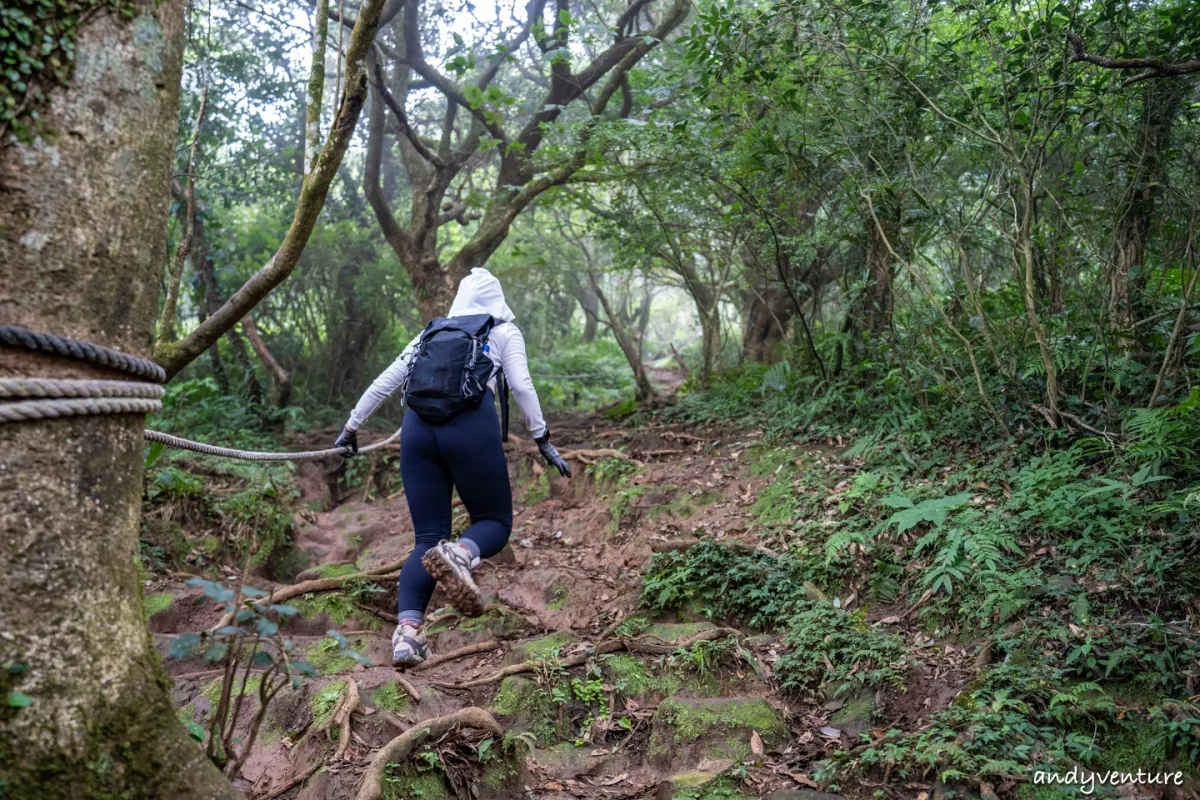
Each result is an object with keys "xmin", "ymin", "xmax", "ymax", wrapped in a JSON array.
[
  {"xmin": 1067, "ymin": 30, "xmax": 1200, "ymax": 85},
  {"xmin": 371, "ymin": 60, "xmax": 444, "ymax": 167},
  {"xmin": 155, "ymin": 0, "xmax": 388, "ymax": 379}
]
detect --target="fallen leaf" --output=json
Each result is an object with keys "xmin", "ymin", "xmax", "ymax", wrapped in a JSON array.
[
  {"xmin": 696, "ymin": 758, "xmax": 734, "ymax": 774},
  {"xmin": 750, "ymin": 729, "xmax": 765, "ymax": 759},
  {"xmin": 819, "ymin": 726, "xmax": 842, "ymax": 739},
  {"xmin": 597, "ymin": 773, "xmax": 628, "ymax": 786},
  {"xmin": 788, "ymin": 772, "xmax": 819, "ymax": 788},
  {"xmin": 797, "ymin": 730, "xmax": 814, "ymax": 744},
  {"xmin": 543, "ymin": 781, "xmax": 564, "ymax": 791}
]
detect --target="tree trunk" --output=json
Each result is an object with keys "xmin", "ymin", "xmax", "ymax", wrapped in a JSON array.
[
  {"xmin": 241, "ymin": 316, "xmax": 292, "ymax": 407},
  {"xmin": 862, "ymin": 195, "xmax": 900, "ymax": 336},
  {"xmin": 742, "ymin": 284, "xmax": 791, "ymax": 363},
  {"xmin": 578, "ymin": 285, "xmax": 600, "ymax": 342},
  {"xmin": 588, "ymin": 272, "xmax": 657, "ymax": 402},
  {"xmin": 324, "ymin": 260, "xmax": 380, "ymax": 404},
  {"xmin": 0, "ymin": 2, "xmax": 235, "ymax": 797},
  {"xmin": 1109, "ymin": 79, "xmax": 1185, "ymax": 348},
  {"xmin": 172, "ymin": 187, "xmax": 229, "ymax": 393}
]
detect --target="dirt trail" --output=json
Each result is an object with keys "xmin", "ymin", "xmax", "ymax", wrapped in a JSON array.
[{"xmin": 147, "ymin": 407, "xmax": 955, "ymax": 799}]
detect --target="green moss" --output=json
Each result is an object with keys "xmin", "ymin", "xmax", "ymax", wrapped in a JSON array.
[
  {"xmin": 603, "ymin": 654, "xmax": 683, "ymax": 700},
  {"xmin": 749, "ymin": 479, "xmax": 795, "ymax": 526},
  {"xmin": 505, "ymin": 631, "xmax": 578, "ymax": 664},
  {"xmin": 313, "ymin": 563, "xmax": 360, "ymax": 579},
  {"xmin": 644, "ymin": 622, "xmax": 717, "ymax": 643},
  {"xmin": 381, "ymin": 767, "xmax": 451, "ymax": 800},
  {"xmin": 371, "ymin": 681, "xmax": 410, "ymax": 714},
  {"xmin": 609, "ymin": 486, "xmax": 646, "ymax": 528},
  {"xmin": 493, "ymin": 676, "xmax": 561, "ymax": 744},
  {"xmin": 307, "ymin": 636, "xmax": 365, "ymax": 675},
  {"xmin": 547, "ymin": 585, "xmax": 569, "ymax": 611},
  {"xmin": 669, "ymin": 773, "xmax": 750, "ymax": 800},
  {"xmin": 744, "ymin": 446, "xmax": 798, "ymax": 478},
  {"xmin": 142, "ymin": 592, "xmax": 174, "ymax": 618},
  {"xmin": 829, "ymin": 695, "xmax": 875, "ymax": 725},
  {"xmin": 650, "ymin": 697, "xmax": 786, "ymax": 760},
  {"xmin": 1098, "ymin": 720, "xmax": 1169, "ymax": 771},
  {"xmin": 292, "ymin": 591, "xmax": 357, "ymax": 625},
  {"xmin": 311, "ymin": 680, "xmax": 347, "ymax": 726},
  {"xmin": 200, "ymin": 674, "xmax": 262, "ymax": 710},
  {"xmin": 200, "ymin": 535, "xmax": 223, "ymax": 556}
]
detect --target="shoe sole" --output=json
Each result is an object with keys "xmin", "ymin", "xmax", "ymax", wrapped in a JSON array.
[{"xmin": 422, "ymin": 548, "xmax": 485, "ymax": 616}]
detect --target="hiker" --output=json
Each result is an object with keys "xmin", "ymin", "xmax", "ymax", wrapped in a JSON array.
[{"xmin": 333, "ymin": 268, "xmax": 571, "ymax": 667}]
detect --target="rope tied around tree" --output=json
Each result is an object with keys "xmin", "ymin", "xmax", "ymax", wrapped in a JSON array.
[{"xmin": 0, "ymin": 325, "xmax": 397, "ymax": 461}]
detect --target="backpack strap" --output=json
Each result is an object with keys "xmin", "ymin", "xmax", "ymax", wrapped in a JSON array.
[{"xmin": 498, "ymin": 368, "xmax": 509, "ymax": 442}]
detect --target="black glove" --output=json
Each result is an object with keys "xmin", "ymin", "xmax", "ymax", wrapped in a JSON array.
[
  {"xmin": 334, "ymin": 427, "xmax": 358, "ymax": 457},
  {"xmin": 536, "ymin": 430, "xmax": 571, "ymax": 478}
]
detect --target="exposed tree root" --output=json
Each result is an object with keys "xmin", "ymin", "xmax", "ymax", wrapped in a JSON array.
[
  {"xmin": 560, "ymin": 448, "xmax": 643, "ymax": 466},
  {"xmin": 410, "ymin": 640, "xmax": 501, "ymax": 673},
  {"xmin": 432, "ymin": 628, "xmax": 742, "ymax": 689},
  {"xmin": 355, "ymin": 708, "xmax": 504, "ymax": 800},
  {"xmin": 211, "ymin": 562, "xmax": 404, "ymax": 630},
  {"xmin": 334, "ymin": 679, "xmax": 360, "ymax": 760},
  {"xmin": 294, "ymin": 560, "xmax": 357, "ymax": 582},
  {"xmin": 394, "ymin": 674, "xmax": 421, "ymax": 705},
  {"xmin": 255, "ymin": 759, "xmax": 324, "ymax": 800}
]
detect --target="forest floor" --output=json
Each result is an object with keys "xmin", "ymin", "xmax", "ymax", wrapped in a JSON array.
[{"xmin": 144, "ymin": 396, "xmax": 980, "ymax": 800}]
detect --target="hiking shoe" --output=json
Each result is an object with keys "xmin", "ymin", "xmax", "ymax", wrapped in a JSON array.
[
  {"xmin": 392, "ymin": 622, "xmax": 430, "ymax": 668},
  {"xmin": 422, "ymin": 541, "xmax": 484, "ymax": 616}
]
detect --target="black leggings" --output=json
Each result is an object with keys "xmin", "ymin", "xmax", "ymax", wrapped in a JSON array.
[{"xmin": 396, "ymin": 391, "xmax": 513, "ymax": 617}]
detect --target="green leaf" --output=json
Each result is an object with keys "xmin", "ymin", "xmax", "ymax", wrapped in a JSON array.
[
  {"xmin": 7, "ymin": 691, "xmax": 33, "ymax": 708},
  {"xmin": 884, "ymin": 492, "xmax": 973, "ymax": 534},
  {"xmin": 256, "ymin": 618, "xmax": 279, "ymax": 638},
  {"xmin": 183, "ymin": 720, "xmax": 206, "ymax": 741},
  {"xmin": 477, "ymin": 738, "xmax": 493, "ymax": 761},
  {"xmin": 168, "ymin": 633, "xmax": 202, "ymax": 660}
]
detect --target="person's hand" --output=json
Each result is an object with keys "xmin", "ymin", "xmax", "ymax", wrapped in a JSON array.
[
  {"xmin": 335, "ymin": 427, "xmax": 358, "ymax": 457},
  {"xmin": 535, "ymin": 430, "xmax": 571, "ymax": 478}
]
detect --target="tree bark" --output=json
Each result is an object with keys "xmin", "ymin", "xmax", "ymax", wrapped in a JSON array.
[
  {"xmin": 1109, "ymin": 79, "xmax": 1185, "ymax": 348},
  {"xmin": 0, "ymin": 2, "xmax": 235, "ymax": 797}
]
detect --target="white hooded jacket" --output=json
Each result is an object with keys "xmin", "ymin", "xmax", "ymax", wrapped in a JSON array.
[{"xmin": 345, "ymin": 268, "xmax": 547, "ymax": 437}]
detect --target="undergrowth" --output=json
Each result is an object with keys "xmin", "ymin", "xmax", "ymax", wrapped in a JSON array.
[{"xmin": 642, "ymin": 365, "xmax": 1200, "ymax": 785}]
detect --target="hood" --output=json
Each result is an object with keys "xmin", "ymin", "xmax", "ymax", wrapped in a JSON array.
[{"xmin": 447, "ymin": 267, "xmax": 515, "ymax": 323}]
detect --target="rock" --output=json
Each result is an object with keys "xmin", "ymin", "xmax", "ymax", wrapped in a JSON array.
[
  {"xmin": 649, "ymin": 697, "xmax": 787, "ymax": 769},
  {"xmin": 826, "ymin": 688, "xmax": 875, "ymax": 737},
  {"xmin": 503, "ymin": 630, "xmax": 579, "ymax": 665},
  {"xmin": 656, "ymin": 765, "xmax": 733, "ymax": 800},
  {"xmin": 535, "ymin": 742, "xmax": 608, "ymax": 780},
  {"xmin": 767, "ymin": 791, "xmax": 843, "ymax": 800},
  {"xmin": 745, "ymin": 634, "xmax": 776, "ymax": 648},
  {"xmin": 643, "ymin": 621, "xmax": 718, "ymax": 644}
]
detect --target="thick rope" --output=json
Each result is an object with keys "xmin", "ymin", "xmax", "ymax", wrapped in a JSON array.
[
  {"xmin": 0, "ymin": 378, "xmax": 164, "ymax": 399},
  {"xmin": 0, "ymin": 328, "xmax": 400, "ymax": 460},
  {"xmin": 142, "ymin": 429, "xmax": 401, "ymax": 462},
  {"xmin": 0, "ymin": 325, "xmax": 167, "ymax": 382},
  {"xmin": 0, "ymin": 397, "xmax": 163, "ymax": 422}
]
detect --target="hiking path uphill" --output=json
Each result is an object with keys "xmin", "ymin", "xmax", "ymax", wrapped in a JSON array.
[{"xmin": 146, "ymin": 411, "xmax": 971, "ymax": 800}]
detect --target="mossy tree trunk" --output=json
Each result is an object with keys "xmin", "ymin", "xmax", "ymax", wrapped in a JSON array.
[{"xmin": 0, "ymin": 2, "xmax": 234, "ymax": 797}]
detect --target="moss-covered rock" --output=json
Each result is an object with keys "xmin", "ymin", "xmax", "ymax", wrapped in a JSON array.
[
  {"xmin": 143, "ymin": 591, "xmax": 174, "ymax": 618},
  {"xmin": 429, "ymin": 607, "xmax": 522, "ymax": 639},
  {"xmin": 381, "ymin": 767, "xmax": 451, "ymax": 800},
  {"xmin": 827, "ymin": 689, "xmax": 875, "ymax": 737},
  {"xmin": 492, "ymin": 676, "xmax": 565, "ymax": 744},
  {"xmin": 649, "ymin": 697, "xmax": 787, "ymax": 767},
  {"xmin": 663, "ymin": 773, "xmax": 752, "ymax": 799},
  {"xmin": 503, "ymin": 631, "xmax": 578, "ymax": 665},
  {"xmin": 644, "ymin": 621, "xmax": 718, "ymax": 644},
  {"xmin": 535, "ymin": 742, "xmax": 609, "ymax": 779},
  {"xmin": 370, "ymin": 680, "xmax": 410, "ymax": 714}
]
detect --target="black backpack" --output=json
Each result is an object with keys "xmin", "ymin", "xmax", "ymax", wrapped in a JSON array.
[{"xmin": 404, "ymin": 314, "xmax": 496, "ymax": 425}]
